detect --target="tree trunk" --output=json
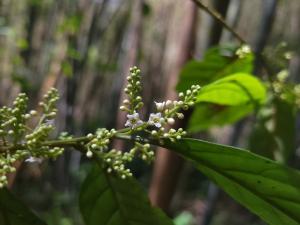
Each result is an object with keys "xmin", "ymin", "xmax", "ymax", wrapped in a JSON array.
[
  {"xmin": 148, "ymin": 0, "xmax": 197, "ymax": 213},
  {"xmin": 113, "ymin": 0, "xmax": 143, "ymax": 150}
]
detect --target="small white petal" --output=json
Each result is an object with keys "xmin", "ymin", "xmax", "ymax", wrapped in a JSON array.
[
  {"xmin": 155, "ymin": 101, "xmax": 165, "ymax": 111},
  {"xmin": 154, "ymin": 122, "xmax": 162, "ymax": 128},
  {"xmin": 25, "ymin": 157, "xmax": 43, "ymax": 164}
]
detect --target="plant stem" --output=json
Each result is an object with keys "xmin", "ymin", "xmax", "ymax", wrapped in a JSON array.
[
  {"xmin": 191, "ymin": 0, "xmax": 246, "ymax": 44},
  {"xmin": 1, "ymin": 129, "xmax": 133, "ymax": 153}
]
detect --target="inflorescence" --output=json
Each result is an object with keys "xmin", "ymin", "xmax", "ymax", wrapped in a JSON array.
[
  {"xmin": 0, "ymin": 67, "xmax": 200, "ymax": 187},
  {"xmin": 0, "ymin": 88, "xmax": 63, "ymax": 187}
]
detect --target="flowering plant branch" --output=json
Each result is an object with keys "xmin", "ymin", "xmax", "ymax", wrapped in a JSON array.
[{"xmin": 0, "ymin": 67, "xmax": 200, "ymax": 187}]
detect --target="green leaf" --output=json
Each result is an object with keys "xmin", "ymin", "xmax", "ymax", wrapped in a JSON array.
[
  {"xmin": 248, "ymin": 123, "xmax": 277, "ymax": 159},
  {"xmin": 188, "ymin": 103, "xmax": 253, "ymax": 132},
  {"xmin": 162, "ymin": 138, "xmax": 300, "ymax": 225},
  {"xmin": 0, "ymin": 188, "xmax": 47, "ymax": 225},
  {"xmin": 273, "ymin": 98, "xmax": 296, "ymax": 161},
  {"xmin": 196, "ymin": 73, "xmax": 266, "ymax": 105},
  {"xmin": 79, "ymin": 164, "xmax": 174, "ymax": 225},
  {"xmin": 176, "ymin": 45, "xmax": 253, "ymax": 92},
  {"xmin": 187, "ymin": 73, "xmax": 266, "ymax": 131}
]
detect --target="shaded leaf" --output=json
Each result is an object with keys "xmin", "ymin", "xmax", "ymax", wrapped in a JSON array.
[
  {"xmin": 273, "ymin": 98, "xmax": 296, "ymax": 161},
  {"xmin": 79, "ymin": 164, "xmax": 173, "ymax": 225},
  {"xmin": 248, "ymin": 123, "xmax": 277, "ymax": 159},
  {"xmin": 162, "ymin": 138, "xmax": 300, "ymax": 225},
  {"xmin": 188, "ymin": 103, "xmax": 253, "ymax": 132},
  {"xmin": 0, "ymin": 188, "xmax": 47, "ymax": 225},
  {"xmin": 176, "ymin": 46, "xmax": 253, "ymax": 92}
]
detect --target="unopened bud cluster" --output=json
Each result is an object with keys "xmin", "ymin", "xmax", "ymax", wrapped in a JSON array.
[
  {"xmin": 104, "ymin": 149, "xmax": 133, "ymax": 179},
  {"xmin": 39, "ymin": 88, "xmax": 59, "ymax": 119},
  {"xmin": 272, "ymin": 70, "xmax": 300, "ymax": 108},
  {"xmin": 0, "ymin": 88, "xmax": 63, "ymax": 188},
  {"xmin": 120, "ymin": 66, "xmax": 144, "ymax": 115},
  {"xmin": 102, "ymin": 142, "xmax": 154, "ymax": 179},
  {"xmin": 85, "ymin": 128, "xmax": 116, "ymax": 157},
  {"xmin": 0, "ymin": 93, "xmax": 29, "ymax": 144},
  {"xmin": 84, "ymin": 128, "xmax": 154, "ymax": 179}
]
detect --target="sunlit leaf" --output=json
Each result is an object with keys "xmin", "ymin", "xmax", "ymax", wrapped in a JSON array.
[
  {"xmin": 196, "ymin": 73, "xmax": 266, "ymax": 105},
  {"xmin": 188, "ymin": 73, "xmax": 266, "ymax": 131}
]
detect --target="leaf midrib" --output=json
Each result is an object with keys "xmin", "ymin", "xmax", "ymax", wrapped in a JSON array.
[
  {"xmin": 105, "ymin": 173, "xmax": 130, "ymax": 225},
  {"xmin": 184, "ymin": 149, "xmax": 300, "ymax": 224}
]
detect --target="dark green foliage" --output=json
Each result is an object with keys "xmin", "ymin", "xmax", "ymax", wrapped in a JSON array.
[
  {"xmin": 162, "ymin": 138, "xmax": 300, "ymax": 225},
  {"xmin": 79, "ymin": 164, "xmax": 174, "ymax": 225},
  {"xmin": 0, "ymin": 188, "xmax": 47, "ymax": 225},
  {"xmin": 273, "ymin": 98, "xmax": 296, "ymax": 161},
  {"xmin": 176, "ymin": 46, "xmax": 253, "ymax": 92}
]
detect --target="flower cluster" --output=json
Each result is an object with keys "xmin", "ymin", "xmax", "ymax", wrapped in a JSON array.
[
  {"xmin": 272, "ymin": 70, "xmax": 300, "ymax": 108},
  {"xmin": 102, "ymin": 142, "xmax": 154, "ymax": 179},
  {"xmin": 0, "ymin": 93, "xmax": 29, "ymax": 144},
  {"xmin": 24, "ymin": 88, "xmax": 63, "ymax": 160},
  {"xmin": 0, "ymin": 66, "xmax": 199, "ymax": 186},
  {"xmin": 236, "ymin": 45, "xmax": 251, "ymax": 58},
  {"xmin": 123, "ymin": 82, "xmax": 200, "ymax": 143},
  {"xmin": 0, "ymin": 88, "xmax": 63, "ymax": 188},
  {"xmin": 106, "ymin": 67, "xmax": 201, "ymax": 178},
  {"xmin": 103, "ymin": 149, "xmax": 133, "ymax": 179},
  {"xmin": 84, "ymin": 128, "xmax": 154, "ymax": 179}
]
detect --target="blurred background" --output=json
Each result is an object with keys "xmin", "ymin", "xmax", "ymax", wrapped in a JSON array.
[{"xmin": 1, "ymin": 0, "xmax": 300, "ymax": 224}]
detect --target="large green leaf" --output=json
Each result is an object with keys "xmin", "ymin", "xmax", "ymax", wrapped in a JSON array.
[
  {"xmin": 248, "ymin": 123, "xmax": 277, "ymax": 159},
  {"xmin": 162, "ymin": 138, "xmax": 300, "ymax": 225},
  {"xmin": 196, "ymin": 73, "xmax": 266, "ymax": 105},
  {"xmin": 0, "ymin": 188, "xmax": 47, "ymax": 225},
  {"xmin": 187, "ymin": 73, "xmax": 266, "ymax": 131},
  {"xmin": 79, "ymin": 164, "xmax": 173, "ymax": 225},
  {"xmin": 188, "ymin": 103, "xmax": 253, "ymax": 132},
  {"xmin": 176, "ymin": 46, "xmax": 253, "ymax": 92}
]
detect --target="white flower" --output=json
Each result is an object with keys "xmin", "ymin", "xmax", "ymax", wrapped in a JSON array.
[
  {"xmin": 25, "ymin": 157, "xmax": 43, "ymax": 164},
  {"xmin": 125, "ymin": 112, "xmax": 143, "ymax": 129},
  {"xmin": 155, "ymin": 101, "xmax": 165, "ymax": 111},
  {"xmin": 148, "ymin": 113, "xmax": 164, "ymax": 128}
]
